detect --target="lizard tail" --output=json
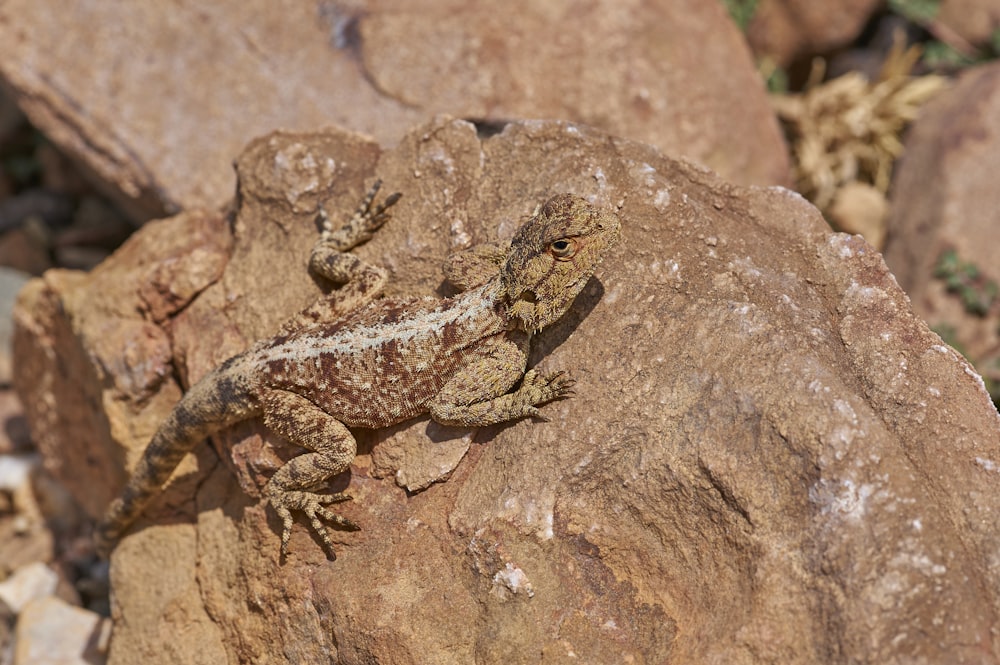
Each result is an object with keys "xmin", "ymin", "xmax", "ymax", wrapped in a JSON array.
[{"xmin": 94, "ymin": 366, "xmax": 256, "ymax": 556}]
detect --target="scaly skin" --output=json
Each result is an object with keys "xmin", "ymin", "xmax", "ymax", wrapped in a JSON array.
[{"xmin": 96, "ymin": 182, "xmax": 621, "ymax": 557}]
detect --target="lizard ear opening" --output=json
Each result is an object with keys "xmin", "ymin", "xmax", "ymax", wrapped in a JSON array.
[{"xmin": 518, "ymin": 290, "xmax": 539, "ymax": 304}]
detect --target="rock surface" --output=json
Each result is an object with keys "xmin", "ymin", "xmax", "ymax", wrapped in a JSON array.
[
  {"xmin": 0, "ymin": 562, "xmax": 57, "ymax": 614},
  {"xmin": 884, "ymin": 62, "xmax": 1000, "ymax": 388},
  {"xmin": 13, "ymin": 595, "xmax": 109, "ymax": 665},
  {"xmin": 938, "ymin": 0, "xmax": 1000, "ymax": 49},
  {"xmin": 746, "ymin": 0, "xmax": 881, "ymax": 67},
  {"xmin": 0, "ymin": 0, "xmax": 788, "ymax": 221},
  {"xmin": 13, "ymin": 208, "xmax": 231, "ymax": 518},
  {"xmin": 14, "ymin": 118, "xmax": 1000, "ymax": 663}
]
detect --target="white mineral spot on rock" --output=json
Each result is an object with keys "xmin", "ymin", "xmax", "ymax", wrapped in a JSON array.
[
  {"xmin": 527, "ymin": 498, "xmax": 555, "ymax": 540},
  {"xmin": 424, "ymin": 144, "xmax": 455, "ymax": 174},
  {"xmin": 448, "ymin": 218, "xmax": 472, "ymax": 248},
  {"xmin": 730, "ymin": 256, "xmax": 762, "ymax": 279},
  {"xmin": 492, "ymin": 562, "xmax": 534, "ymax": 598},
  {"xmin": 827, "ymin": 400, "xmax": 861, "ymax": 460},
  {"xmin": 813, "ymin": 478, "xmax": 875, "ymax": 522},
  {"xmin": 769, "ymin": 185, "xmax": 809, "ymax": 204},
  {"xmin": 653, "ymin": 187, "xmax": 671, "ymax": 211},
  {"xmin": 963, "ymin": 364, "xmax": 989, "ymax": 388},
  {"xmin": 592, "ymin": 167, "xmax": 607, "ymax": 188},
  {"xmin": 572, "ymin": 452, "xmax": 593, "ymax": 475},
  {"xmin": 844, "ymin": 281, "xmax": 881, "ymax": 302},
  {"xmin": 834, "ymin": 237, "xmax": 855, "ymax": 259},
  {"xmin": 632, "ymin": 162, "xmax": 658, "ymax": 186},
  {"xmin": 837, "ymin": 481, "xmax": 875, "ymax": 521},
  {"xmin": 601, "ymin": 282, "xmax": 622, "ymax": 305},
  {"xmin": 975, "ymin": 457, "xmax": 999, "ymax": 473},
  {"xmin": 892, "ymin": 551, "xmax": 947, "ymax": 577}
]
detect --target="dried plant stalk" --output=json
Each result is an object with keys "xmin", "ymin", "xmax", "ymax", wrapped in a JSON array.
[{"xmin": 773, "ymin": 42, "xmax": 949, "ymax": 212}]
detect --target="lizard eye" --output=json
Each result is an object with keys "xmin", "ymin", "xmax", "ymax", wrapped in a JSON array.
[{"xmin": 549, "ymin": 238, "xmax": 577, "ymax": 259}]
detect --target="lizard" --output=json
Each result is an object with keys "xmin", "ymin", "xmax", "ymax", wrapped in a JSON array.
[{"xmin": 96, "ymin": 181, "xmax": 621, "ymax": 557}]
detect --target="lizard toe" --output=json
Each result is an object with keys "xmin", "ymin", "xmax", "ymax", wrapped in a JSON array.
[
  {"xmin": 522, "ymin": 369, "xmax": 576, "ymax": 404},
  {"xmin": 269, "ymin": 489, "xmax": 359, "ymax": 557},
  {"xmin": 313, "ymin": 492, "xmax": 353, "ymax": 505}
]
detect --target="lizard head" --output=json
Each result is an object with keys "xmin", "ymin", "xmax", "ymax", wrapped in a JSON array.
[{"xmin": 500, "ymin": 193, "xmax": 621, "ymax": 333}]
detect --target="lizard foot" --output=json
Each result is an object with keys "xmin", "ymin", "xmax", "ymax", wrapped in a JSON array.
[
  {"xmin": 521, "ymin": 369, "xmax": 576, "ymax": 418},
  {"xmin": 318, "ymin": 179, "xmax": 402, "ymax": 250},
  {"xmin": 267, "ymin": 489, "xmax": 359, "ymax": 557}
]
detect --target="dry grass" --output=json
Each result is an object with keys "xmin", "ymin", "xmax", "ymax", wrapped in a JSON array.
[{"xmin": 773, "ymin": 42, "xmax": 949, "ymax": 212}]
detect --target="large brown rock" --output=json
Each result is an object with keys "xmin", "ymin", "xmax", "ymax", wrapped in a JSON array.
[
  {"xmin": 0, "ymin": 0, "xmax": 788, "ymax": 222},
  {"xmin": 938, "ymin": 0, "xmax": 1000, "ymax": 49},
  {"xmin": 884, "ymin": 62, "xmax": 1000, "ymax": 390},
  {"xmin": 745, "ymin": 0, "xmax": 881, "ymax": 67},
  {"xmin": 14, "ymin": 119, "xmax": 1000, "ymax": 663}
]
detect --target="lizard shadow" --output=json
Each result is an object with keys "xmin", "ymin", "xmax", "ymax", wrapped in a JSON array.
[{"xmin": 525, "ymin": 274, "xmax": 606, "ymax": 362}]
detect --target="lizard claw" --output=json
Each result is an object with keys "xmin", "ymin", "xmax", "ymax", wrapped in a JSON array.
[
  {"xmin": 316, "ymin": 179, "xmax": 403, "ymax": 249},
  {"xmin": 268, "ymin": 490, "xmax": 360, "ymax": 558},
  {"xmin": 357, "ymin": 180, "xmax": 402, "ymax": 236},
  {"xmin": 521, "ymin": 369, "xmax": 576, "ymax": 407}
]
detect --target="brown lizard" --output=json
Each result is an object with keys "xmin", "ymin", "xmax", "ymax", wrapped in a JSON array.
[{"xmin": 96, "ymin": 182, "xmax": 621, "ymax": 557}]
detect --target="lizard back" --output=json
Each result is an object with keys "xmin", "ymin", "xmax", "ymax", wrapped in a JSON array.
[{"xmin": 252, "ymin": 283, "xmax": 512, "ymax": 428}]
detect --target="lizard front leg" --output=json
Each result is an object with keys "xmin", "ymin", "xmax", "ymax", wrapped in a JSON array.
[
  {"xmin": 259, "ymin": 389, "xmax": 359, "ymax": 556},
  {"xmin": 428, "ymin": 334, "xmax": 575, "ymax": 427},
  {"xmin": 282, "ymin": 180, "xmax": 402, "ymax": 332}
]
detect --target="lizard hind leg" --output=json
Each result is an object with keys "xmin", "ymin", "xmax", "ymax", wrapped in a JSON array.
[{"xmin": 260, "ymin": 389, "xmax": 360, "ymax": 557}]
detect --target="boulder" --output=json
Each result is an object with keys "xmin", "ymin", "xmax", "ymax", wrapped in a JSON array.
[
  {"xmin": 14, "ymin": 118, "xmax": 1000, "ymax": 663},
  {"xmin": 0, "ymin": 0, "xmax": 789, "ymax": 221},
  {"xmin": 884, "ymin": 62, "xmax": 1000, "ymax": 395}
]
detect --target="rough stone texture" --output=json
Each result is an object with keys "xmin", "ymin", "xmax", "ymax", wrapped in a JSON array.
[
  {"xmin": 746, "ymin": 0, "xmax": 881, "ymax": 67},
  {"xmin": 12, "ymin": 209, "xmax": 231, "ymax": 516},
  {"xmin": 938, "ymin": 0, "xmax": 1000, "ymax": 49},
  {"xmin": 0, "ymin": 0, "xmax": 788, "ymax": 222},
  {"xmin": 883, "ymin": 62, "xmax": 1000, "ymax": 373},
  {"xmin": 14, "ymin": 118, "xmax": 1000, "ymax": 663}
]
